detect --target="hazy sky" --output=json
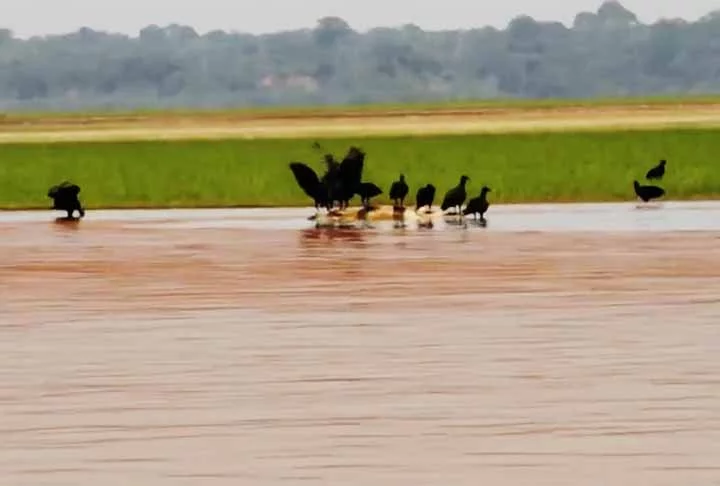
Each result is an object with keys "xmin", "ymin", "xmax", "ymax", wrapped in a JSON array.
[{"xmin": 5, "ymin": 0, "xmax": 719, "ymax": 38}]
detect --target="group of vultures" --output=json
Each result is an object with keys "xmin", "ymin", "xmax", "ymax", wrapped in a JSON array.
[
  {"xmin": 289, "ymin": 145, "xmax": 491, "ymax": 224},
  {"xmin": 44, "ymin": 146, "xmax": 668, "ymax": 223},
  {"xmin": 288, "ymin": 144, "xmax": 669, "ymax": 224}
]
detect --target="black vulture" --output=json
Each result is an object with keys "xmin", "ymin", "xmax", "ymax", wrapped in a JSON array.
[
  {"xmin": 291, "ymin": 145, "xmax": 366, "ymax": 213},
  {"xmin": 47, "ymin": 181, "xmax": 85, "ymax": 219},
  {"xmin": 357, "ymin": 182, "xmax": 383, "ymax": 208},
  {"xmin": 335, "ymin": 146, "xmax": 365, "ymax": 209},
  {"xmin": 441, "ymin": 175, "xmax": 470, "ymax": 215},
  {"xmin": 646, "ymin": 159, "xmax": 667, "ymax": 181},
  {"xmin": 634, "ymin": 180, "xmax": 665, "ymax": 203},
  {"xmin": 289, "ymin": 162, "xmax": 330, "ymax": 213},
  {"xmin": 320, "ymin": 153, "xmax": 342, "ymax": 208},
  {"xmin": 415, "ymin": 184, "xmax": 436, "ymax": 213},
  {"xmin": 463, "ymin": 186, "xmax": 492, "ymax": 221},
  {"xmin": 389, "ymin": 174, "xmax": 409, "ymax": 207}
]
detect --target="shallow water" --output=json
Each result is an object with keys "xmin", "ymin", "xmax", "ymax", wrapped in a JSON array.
[{"xmin": 1, "ymin": 202, "xmax": 719, "ymax": 485}]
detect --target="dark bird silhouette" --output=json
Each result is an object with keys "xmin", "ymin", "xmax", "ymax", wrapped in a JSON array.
[
  {"xmin": 335, "ymin": 146, "xmax": 365, "ymax": 209},
  {"xmin": 646, "ymin": 159, "xmax": 667, "ymax": 181},
  {"xmin": 441, "ymin": 175, "xmax": 470, "ymax": 215},
  {"xmin": 463, "ymin": 186, "xmax": 492, "ymax": 221},
  {"xmin": 389, "ymin": 173, "xmax": 409, "ymax": 207},
  {"xmin": 634, "ymin": 180, "xmax": 665, "ymax": 203},
  {"xmin": 319, "ymin": 146, "xmax": 364, "ymax": 209},
  {"xmin": 289, "ymin": 162, "xmax": 330, "ymax": 213},
  {"xmin": 289, "ymin": 145, "xmax": 365, "ymax": 215},
  {"xmin": 357, "ymin": 182, "xmax": 383, "ymax": 208},
  {"xmin": 319, "ymin": 153, "xmax": 341, "ymax": 207},
  {"xmin": 415, "ymin": 184, "xmax": 436, "ymax": 213},
  {"xmin": 47, "ymin": 181, "xmax": 85, "ymax": 219}
]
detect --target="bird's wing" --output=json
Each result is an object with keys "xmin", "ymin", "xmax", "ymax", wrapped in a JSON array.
[
  {"xmin": 363, "ymin": 183, "xmax": 383, "ymax": 198},
  {"xmin": 63, "ymin": 182, "xmax": 81, "ymax": 196},
  {"xmin": 440, "ymin": 188, "xmax": 456, "ymax": 209},
  {"xmin": 48, "ymin": 181, "xmax": 80, "ymax": 198},
  {"xmin": 338, "ymin": 147, "xmax": 365, "ymax": 192},
  {"xmin": 289, "ymin": 162, "xmax": 322, "ymax": 199},
  {"xmin": 47, "ymin": 184, "xmax": 61, "ymax": 198},
  {"xmin": 462, "ymin": 197, "xmax": 478, "ymax": 214}
]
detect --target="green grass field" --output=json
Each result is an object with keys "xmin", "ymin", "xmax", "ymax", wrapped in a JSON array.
[{"xmin": 1, "ymin": 127, "xmax": 718, "ymax": 209}]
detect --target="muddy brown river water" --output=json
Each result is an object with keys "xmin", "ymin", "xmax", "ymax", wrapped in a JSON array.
[{"xmin": 1, "ymin": 202, "xmax": 719, "ymax": 485}]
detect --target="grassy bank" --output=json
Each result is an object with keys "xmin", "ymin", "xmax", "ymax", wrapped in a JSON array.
[{"xmin": 0, "ymin": 128, "xmax": 718, "ymax": 209}]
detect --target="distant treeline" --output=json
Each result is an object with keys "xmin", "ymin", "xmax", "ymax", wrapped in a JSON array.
[{"xmin": 1, "ymin": 1, "xmax": 719, "ymax": 112}]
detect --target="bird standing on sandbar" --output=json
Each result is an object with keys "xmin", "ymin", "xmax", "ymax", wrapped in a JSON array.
[
  {"xmin": 357, "ymin": 182, "xmax": 383, "ymax": 208},
  {"xmin": 441, "ymin": 175, "xmax": 470, "ymax": 216},
  {"xmin": 389, "ymin": 174, "xmax": 409, "ymax": 208},
  {"xmin": 633, "ymin": 180, "xmax": 665, "ymax": 203},
  {"xmin": 47, "ymin": 181, "xmax": 85, "ymax": 220},
  {"xmin": 415, "ymin": 184, "xmax": 436, "ymax": 214},
  {"xmin": 463, "ymin": 186, "xmax": 492, "ymax": 222}
]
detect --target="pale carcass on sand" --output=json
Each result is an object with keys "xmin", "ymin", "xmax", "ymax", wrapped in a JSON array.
[{"xmin": 312, "ymin": 204, "xmax": 436, "ymax": 229}]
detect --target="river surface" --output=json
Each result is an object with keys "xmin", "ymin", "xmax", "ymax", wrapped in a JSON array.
[{"xmin": 1, "ymin": 201, "xmax": 719, "ymax": 485}]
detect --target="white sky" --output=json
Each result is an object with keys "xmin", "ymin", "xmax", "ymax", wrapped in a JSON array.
[{"xmin": 4, "ymin": 0, "xmax": 719, "ymax": 38}]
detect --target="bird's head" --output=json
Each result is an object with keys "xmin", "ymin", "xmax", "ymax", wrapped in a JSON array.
[
  {"xmin": 660, "ymin": 159, "xmax": 667, "ymax": 166},
  {"xmin": 399, "ymin": 173, "xmax": 405, "ymax": 181},
  {"xmin": 481, "ymin": 186, "xmax": 491, "ymax": 194},
  {"xmin": 460, "ymin": 175, "xmax": 470, "ymax": 184}
]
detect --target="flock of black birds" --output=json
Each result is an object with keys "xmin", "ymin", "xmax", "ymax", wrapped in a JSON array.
[
  {"xmin": 288, "ymin": 144, "xmax": 669, "ymax": 226},
  {"xmin": 634, "ymin": 159, "xmax": 667, "ymax": 203},
  {"xmin": 44, "ymin": 146, "xmax": 668, "ymax": 224},
  {"xmin": 289, "ymin": 145, "xmax": 493, "ymax": 225}
]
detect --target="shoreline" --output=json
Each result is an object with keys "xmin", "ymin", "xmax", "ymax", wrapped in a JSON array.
[{"xmin": 3, "ymin": 196, "xmax": 719, "ymax": 212}]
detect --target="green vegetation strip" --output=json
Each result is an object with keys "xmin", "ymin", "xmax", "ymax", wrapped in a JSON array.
[{"xmin": 1, "ymin": 128, "xmax": 718, "ymax": 209}]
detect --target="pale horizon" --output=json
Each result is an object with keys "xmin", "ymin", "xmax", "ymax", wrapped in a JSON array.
[{"xmin": 3, "ymin": 0, "xmax": 719, "ymax": 39}]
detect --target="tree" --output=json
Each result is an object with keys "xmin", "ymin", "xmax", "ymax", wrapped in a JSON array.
[{"xmin": 314, "ymin": 17, "xmax": 353, "ymax": 47}]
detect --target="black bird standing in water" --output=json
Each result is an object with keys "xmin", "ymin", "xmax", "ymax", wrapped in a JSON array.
[
  {"xmin": 646, "ymin": 159, "xmax": 667, "ymax": 181},
  {"xmin": 389, "ymin": 174, "xmax": 409, "ymax": 207},
  {"xmin": 463, "ymin": 186, "xmax": 492, "ymax": 222},
  {"xmin": 47, "ymin": 181, "xmax": 85, "ymax": 219},
  {"xmin": 441, "ymin": 175, "xmax": 470, "ymax": 215},
  {"xmin": 357, "ymin": 182, "xmax": 383, "ymax": 208},
  {"xmin": 415, "ymin": 184, "xmax": 436, "ymax": 213},
  {"xmin": 633, "ymin": 180, "xmax": 665, "ymax": 203}
]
